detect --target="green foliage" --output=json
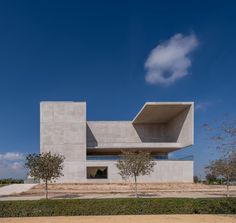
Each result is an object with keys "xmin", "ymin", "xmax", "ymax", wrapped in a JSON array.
[
  {"xmin": 116, "ymin": 151, "xmax": 156, "ymax": 196},
  {"xmin": 204, "ymin": 118, "xmax": 236, "ymax": 196},
  {"xmin": 205, "ymin": 173, "xmax": 222, "ymax": 184},
  {"xmin": 205, "ymin": 151, "xmax": 236, "ymax": 196},
  {"xmin": 116, "ymin": 150, "xmax": 155, "ymax": 180},
  {"xmin": 193, "ymin": 176, "xmax": 199, "ymax": 183},
  {"xmin": 0, "ymin": 198, "xmax": 235, "ymax": 217},
  {"xmin": 25, "ymin": 152, "xmax": 65, "ymax": 199},
  {"xmin": 205, "ymin": 151, "xmax": 236, "ymax": 183},
  {"xmin": 25, "ymin": 152, "xmax": 65, "ymax": 183},
  {"xmin": 0, "ymin": 178, "xmax": 24, "ymax": 184}
]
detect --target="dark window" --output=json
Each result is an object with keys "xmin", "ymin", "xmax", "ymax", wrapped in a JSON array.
[{"xmin": 87, "ymin": 167, "xmax": 108, "ymax": 179}]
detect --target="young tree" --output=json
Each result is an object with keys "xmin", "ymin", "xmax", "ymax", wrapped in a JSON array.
[
  {"xmin": 204, "ymin": 117, "xmax": 236, "ymax": 196},
  {"xmin": 25, "ymin": 152, "xmax": 65, "ymax": 199},
  {"xmin": 205, "ymin": 151, "xmax": 236, "ymax": 197},
  {"xmin": 116, "ymin": 150, "xmax": 156, "ymax": 197}
]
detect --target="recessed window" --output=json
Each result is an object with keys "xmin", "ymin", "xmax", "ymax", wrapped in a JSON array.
[{"xmin": 87, "ymin": 166, "xmax": 108, "ymax": 179}]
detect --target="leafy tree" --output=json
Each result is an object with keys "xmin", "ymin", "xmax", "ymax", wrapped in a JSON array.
[
  {"xmin": 205, "ymin": 151, "xmax": 236, "ymax": 197},
  {"xmin": 116, "ymin": 150, "xmax": 156, "ymax": 197},
  {"xmin": 193, "ymin": 175, "xmax": 199, "ymax": 183},
  {"xmin": 204, "ymin": 117, "xmax": 236, "ymax": 196},
  {"xmin": 205, "ymin": 173, "xmax": 218, "ymax": 184},
  {"xmin": 25, "ymin": 152, "xmax": 65, "ymax": 199}
]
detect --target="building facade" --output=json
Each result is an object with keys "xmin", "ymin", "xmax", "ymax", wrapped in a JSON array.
[{"xmin": 40, "ymin": 102, "xmax": 194, "ymax": 183}]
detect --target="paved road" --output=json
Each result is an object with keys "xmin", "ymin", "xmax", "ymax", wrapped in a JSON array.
[
  {"xmin": 0, "ymin": 184, "xmax": 37, "ymax": 196},
  {"xmin": 1, "ymin": 215, "xmax": 236, "ymax": 223}
]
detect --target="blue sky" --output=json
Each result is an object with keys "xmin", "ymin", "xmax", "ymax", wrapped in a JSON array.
[{"xmin": 0, "ymin": 1, "xmax": 236, "ymax": 179}]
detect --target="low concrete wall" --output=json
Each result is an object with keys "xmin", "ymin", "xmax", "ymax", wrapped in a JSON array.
[{"xmin": 85, "ymin": 160, "xmax": 193, "ymax": 183}]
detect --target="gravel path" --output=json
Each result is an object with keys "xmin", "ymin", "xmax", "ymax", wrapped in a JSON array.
[
  {"xmin": 0, "ymin": 184, "xmax": 37, "ymax": 196},
  {"xmin": 1, "ymin": 183, "xmax": 236, "ymax": 200}
]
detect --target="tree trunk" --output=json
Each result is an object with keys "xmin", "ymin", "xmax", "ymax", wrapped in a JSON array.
[
  {"xmin": 134, "ymin": 175, "xmax": 138, "ymax": 198},
  {"xmin": 226, "ymin": 179, "xmax": 230, "ymax": 198},
  {"xmin": 45, "ymin": 180, "xmax": 48, "ymax": 199}
]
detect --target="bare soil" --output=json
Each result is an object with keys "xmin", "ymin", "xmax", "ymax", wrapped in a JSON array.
[
  {"xmin": 1, "ymin": 215, "xmax": 236, "ymax": 223},
  {"xmin": 18, "ymin": 183, "xmax": 236, "ymax": 199}
]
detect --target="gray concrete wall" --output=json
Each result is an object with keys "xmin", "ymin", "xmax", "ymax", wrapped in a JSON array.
[
  {"xmin": 87, "ymin": 121, "xmax": 168, "ymax": 148},
  {"xmin": 86, "ymin": 160, "xmax": 193, "ymax": 183},
  {"xmin": 40, "ymin": 102, "xmax": 87, "ymax": 182}
]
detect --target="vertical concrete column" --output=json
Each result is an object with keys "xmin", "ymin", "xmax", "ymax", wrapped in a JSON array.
[{"xmin": 40, "ymin": 102, "xmax": 86, "ymax": 182}]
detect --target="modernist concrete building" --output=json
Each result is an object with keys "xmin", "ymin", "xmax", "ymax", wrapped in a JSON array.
[{"xmin": 40, "ymin": 102, "xmax": 194, "ymax": 183}]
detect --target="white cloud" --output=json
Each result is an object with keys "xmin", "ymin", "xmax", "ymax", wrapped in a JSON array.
[
  {"xmin": 0, "ymin": 152, "xmax": 26, "ymax": 178},
  {"xmin": 0, "ymin": 152, "xmax": 24, "ymax": 161},
  {"xmin": 11, "ymin": 161, "xmax": 24, "ymax": 170},
  {"xmin": 145, "ymin": 33, "xmax": 199, "ymax": 85},
  {"xmin": 0, "ymin": 161, "xmax": 26, "ymax": 178}
]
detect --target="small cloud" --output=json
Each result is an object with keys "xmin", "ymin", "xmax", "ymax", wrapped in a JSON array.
[
  {"xmin": 11, "ymin": 161, "xmax": 24, "ymax": 170},
  {"xmin": 145, "ymin": 33, "xmax": 199, "ymax": 85},
  {"xmin": 0, "ymin": 152, "xmax": 24, "ymax": 161},
  {"xmin": 0, "ymin": 152, "xmax": 26, "ymax": 178}
]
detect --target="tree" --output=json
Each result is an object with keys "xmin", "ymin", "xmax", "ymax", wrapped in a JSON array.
[
  {"xmin": 25, "ymin": 152, "xmax": 65, "ymax": 199},
  {"xmin": 205, "ymin": 173, "xmax": 218, "ymax": 184},
  {"xmin": 203, "ymin": 117, "xmax": 236, "ymax": 155},
  {"xmin": 204, "ymin": 117, "xmax": 236, "ymax": 197},
  {"xmin": 116, "ymin": 150, "xmax": 156, "ymax": 197},
  {"xmin": 205, "ymin": 151, "xmax": 236, "ymax": 197},
  {"xmin": 193, "ymin": 175, "xmax": 199, "ymax": 183}
]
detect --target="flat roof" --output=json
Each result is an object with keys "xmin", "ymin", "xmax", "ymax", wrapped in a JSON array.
[{"xmin": 132, "ymin": 102, "xmax": 193, "ymax": 124}]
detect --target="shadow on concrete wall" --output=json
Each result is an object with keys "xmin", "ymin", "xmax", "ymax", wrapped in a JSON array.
[
  {"xmin": 86, "ymin": 124, "xmax": 98, "ymax": 147},
  {"xmin": 166, "ymin": 107, "xmax": 190, "ymax": 142},
  {"xmin": 133, "ymin": 106, "xmax": 190, "ymax": 143},
  {"xmin": 133, "ymin": 124, "xmax": 167, "ymax": 143}
]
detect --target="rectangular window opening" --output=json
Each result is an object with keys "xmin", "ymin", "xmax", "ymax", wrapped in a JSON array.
[{"xmin": 87, "ymin": 166, "xmax": 108, "ymax": 179}]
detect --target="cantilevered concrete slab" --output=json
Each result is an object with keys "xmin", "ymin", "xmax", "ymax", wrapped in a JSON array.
[
  {"xmin": 87, "ymin": 102, "xmax": 194, "ymax": 152},
  {"xmin": 133, "ymin": 102, "xmax": 193, "ymax": 124}
]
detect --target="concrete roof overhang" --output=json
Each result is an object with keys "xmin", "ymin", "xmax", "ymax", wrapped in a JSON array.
[
  {"xmin": 87, "ymin": 142, "xmax": 186, "ymax": 154},
  {"xmin": 132, "ymin": 102, "xmax": 193, "ymax": 124},
  {"xmin": 87, "ymin": 144, "xmax": 183, "ymax": 155}
]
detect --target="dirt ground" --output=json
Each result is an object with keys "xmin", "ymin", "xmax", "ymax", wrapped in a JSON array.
[
  {"xmin": 1, "ymin": 215, "xmax": 236, "ymax": 223},
  {"xmin": 16, "ymin": 183, "xmax": 236, "ymax": 199}
]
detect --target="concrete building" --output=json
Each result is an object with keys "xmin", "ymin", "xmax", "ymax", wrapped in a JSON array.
[{"xmin": 40, "ymin": 102, "xmax": 194, "ymax": 183}]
